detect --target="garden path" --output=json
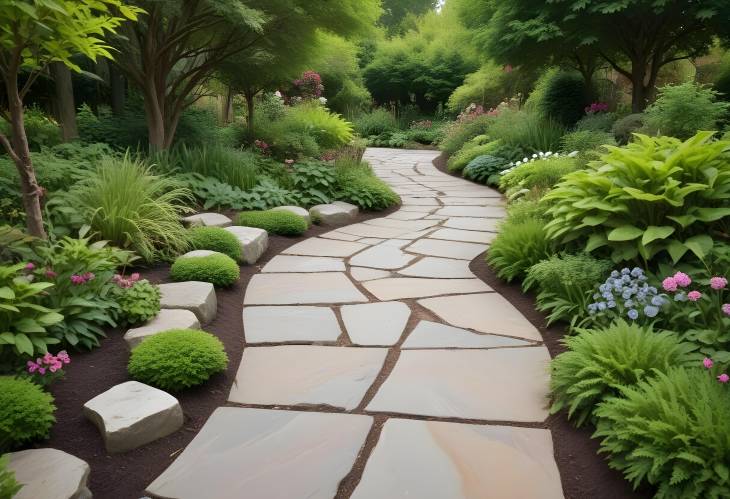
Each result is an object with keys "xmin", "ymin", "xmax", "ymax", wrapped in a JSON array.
[{"xmin": 146, "ymin": 148, "xmax": 564, "ymax": 499}]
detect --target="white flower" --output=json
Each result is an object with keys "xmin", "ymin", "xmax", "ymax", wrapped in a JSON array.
[
  {"xmin": 318, "ymin": 96, "xmax": 327, "ymax": 104},
  {"xmin": 274, "ymin": 91, "xmax": 282, "ymax": 98},
  {"xmin": 568, "ymin": 150, "xmax": 579, "ymax": 157},
  {"xmin": 532, "ymin": 154, "xmax": 537, "ymax": 158}
]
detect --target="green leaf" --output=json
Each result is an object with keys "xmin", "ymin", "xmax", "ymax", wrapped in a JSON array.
[
  {"xmin": 684, "ymin": 234, "xmax": 713, "ymax": 260},
  {"xmin": 585, "ymin": 233, "xmax": 608, "ymax": 252},
  {"xmin": 0, "ymin": 286, "xmax": 15, "ymax": 299},
  {"xmin": 14, "ymin": 333, "xmax": 34, "ymax": 355},
  {"xmin": 666, "ymin": 240, "xmax": 688, "ymax": 263},
  {"xmin": 0, "ymin": 332, "xmax": 16, "ymax": 344},
  {"xmin": 582, "ymin": 214, "xmax": 609, "ymax": 226},
  {"xmin": 14, "ymin": 318, "xmax": 44, "ymax": 333},
  {"xmin": 641, "ymin": 226, "xmax": 675, "ymax": 246},
  {"xmin": 607, "ymin": 225, "xmax": 644, "ymax": 241}
]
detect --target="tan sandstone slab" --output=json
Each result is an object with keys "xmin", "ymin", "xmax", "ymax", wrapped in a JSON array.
[
  {"xmin": 363, "ymin": 218, "xmax": 439, "ymax": 231},
  {"xmin": 146, "ymin": 407, "xmax": 372, "ymax": 499},
  {"xmin": 428, "ymin": 228, "xmax": 496, "ymax": 244},
  {"xmin": 261, "ymin": 255, "xmax": 345, "ymax": 273},
  {"xmin": 399, "ymin": 257, "xmax": 473, "ymax": 278},
  {"xmin": 341, "ymin": 301, "xmax": 411, "ymax": 346},
  {"xmin": 336, "ymin": 223, "xmax": 412, "ymax": 239},
  {"xmin": 351, "ymin": 419, "xmax": 564, "ymax": 499},
  {"xmin": 229, "ymin": 346, "xmax": 386, "ymax": 409},
  {"xmin": 8, "ymin": 448, "xmax": 91, "ymax": 499},
  {"xmin": 406, "ymin": 239, "xmax": 487, "ymax": 260},
  {"xmin": 283, "ymin": 238, "xmax": 367, "ymax": 257},
  {"xmin": 243, "ymin": 306, "xmax": 341, "ymax": 343},
  {"xmin": 435, "ymin": 206, "xmax": 506, "ymax": 218},
  {"xmin": 443, "ymin": 217, "xmax": 501, "ymax": 232},
  {"xmin": 418, "ymin": 293, "xmax": 541, "ymax": 341},
  {"xmin": 363, "ymin": 278, "xmax": 490, "ymax": 301},
  {"xmin": 349, "ymin": 244, "xmax": 416, "ymax": 270},
  {"xmin": 402, "ymin": 320, "xmax": 532, "ymax": 349},
  {"xmin": 366, "ymin": 348, "xmax": 550, "ymax": 421},
  {"xmin": 244, "ymin": 272, "xmax": 367, "ymax": 305},
  {"xmin": 350, "ymin": 267, "xmax": 391, "ymax": 281},
  {"xmin": 318, "ymin": 230, "xmax": 362, "ymax": 242}
]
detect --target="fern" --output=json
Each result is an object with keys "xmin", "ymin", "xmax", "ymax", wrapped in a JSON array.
[{"xmin": 486, "ymin": 218, "xmax": 553, "ymax": 282}]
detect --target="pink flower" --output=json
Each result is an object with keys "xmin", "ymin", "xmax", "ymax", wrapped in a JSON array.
[
  {"xmin": 284, "ymin": 159, "xmax": 294, "ymax": 165},
  {"xmin": 25, "ymin": 262, "xmax": 35, "ymax": 271},
  {"xmin": 662, "ymin": 277, "xmax": 678, "ymax": 292},
  {"xmin": 70, "ymin": 274, "xmax": 86, "ymax": 285},
  {"xmin": 45, "ymin": 269, "xmax": 57, "ymax": 279},
  {"xmin": 723, "ymin": 304, "xmax": 730, "ymax": 316},
  {"xmin": 42, "ymin": 352, "xmax": 54, "ymax": 364},
  {"xmin": 38, "ymin": 367, "xmax": 46, "ymax": 375},
  {"xmin": 130, "ymin": 273, "xmax": 140, "ymax": 282},
  {"xmin": 27, "ymin": 360, "xmax": 39, "ymax": 373},
  {"xmin": 57, "ymin": 350, "xmax": 70, "ymax": 364},
  {"xmin": 688, "ymin": 291, "xmax": 702, "ymax": 302},
  {"xmin": 673, "ymin": 271, "xmax": 691, "ymax": 287},
  {"xmin": 83, "ymin": 272, "xmax": 95, "ymax": 281},
  {"xmin": 703, "ymin": 357, "xmax": 714, "ymax": 369},
  {"xmin": 711, "ymin": 277, "xmax": 728, "ymax": 290},
  {"xmin": 718, "ymin": 373, "xmax": 730, "ymax": 384}
]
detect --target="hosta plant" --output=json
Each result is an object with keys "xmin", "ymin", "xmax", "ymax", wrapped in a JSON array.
[
  {"xmin": 544, "ymin": 132, "xmax": 730, "ymax": 264},
  {"xmin": 291, "ymin": 161, "xmax": 336, "ymax": 206},
  {"xmin": 462, "ymin": 155, "xmax": 508, "ymax": 186}
]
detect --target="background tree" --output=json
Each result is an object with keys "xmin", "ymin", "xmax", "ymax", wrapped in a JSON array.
[
  {"xmin": 0, "ymin": 0, "xmax": 140, "ymax": 237},
  {"xmin": 379, "ymin": 0, "xmax": 439, "ymax": 35}
]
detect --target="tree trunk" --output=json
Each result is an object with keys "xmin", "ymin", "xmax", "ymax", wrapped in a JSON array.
[
  {"xmin": 109, "ymin": 63, "xmax": 126, "ymax": 115},
  {"xmin": 143, "ymin": 82, "xmax": 166, "ymax": 151},
  {"xmin": 630, "ymin": 59, "xmax": 651, "ymax": 112},
  {"xmin": 245, "ymin": 89, "xmax": 255, "ymax": 142},
  {"xmin": 222, "ymin": 86, "xmax": 234, "ymax": 124},
  {"xmin": 51, "ymin": 62, "xmax": 78, "ymax": 141}
]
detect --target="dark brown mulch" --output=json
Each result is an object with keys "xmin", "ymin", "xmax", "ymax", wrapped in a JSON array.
[
  {"xmin": 44, "ymin": 205, "xmax": 397, "ymax": 499},
  {"xmin": 434, "ymin": 151, "xmax": 650, "ymax": 499}
]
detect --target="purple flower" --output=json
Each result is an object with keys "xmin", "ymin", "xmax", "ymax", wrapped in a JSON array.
[
  {"xmin": 703, "ymin": 358, "xmax": 714, "ymax": 369},
  {"xmin": 70, "ymin": 274, "xmax": 86, "ymax": 285},
  {"xmin": 45, "ymin": 269, "xmax": 57, "ymax": 279},
  {"xmin": 723, "ymin": 303, "xmax": 730, "ymax": 316},
  {"xmin": 627, "ymin": 309, "xmax": 639, "ymax": 320},
  {"xmin": 24, "ymin": 262, "xmax": 35, "ymax": 271},
  {"xmin": 718, "ymin": 374, "xmax": 729, "ymax": 384},
  {"xmin": 710, "ymin": 277, "xmax": 728, "ymax": 290},
  {"xmin": 673, "ymin": 272, "xmax": 691, "ymax": 287},
  {"xmin": 662, "ymin": 277, "xmax": 678, "ymax": 292},
  {"xmin": 687, "ymin": 291, "xmax": 702, "ymax": 302}
]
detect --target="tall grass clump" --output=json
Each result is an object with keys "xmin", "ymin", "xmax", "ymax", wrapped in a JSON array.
[{"xmin": 489, "ymin": 110, "xmax": 565, "ymax": 153}]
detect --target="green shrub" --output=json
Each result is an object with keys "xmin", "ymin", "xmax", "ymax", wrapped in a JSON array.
[
  {"xmin": 487, "ymin": 218, "xmax": 553, "ymax": 281},
  {"xmin": 277, "ymin": 101, "xmax": 353, "ymax": 150},
  {"xmin": 334, "ymin": 160, "xmax": 400, "ymax": 210},
  {"xmin": 0, "ymin": 453, "xmax": 22, "ymax": 498},
  {"xmin": 544, "ymin": 132, "xmax": 730, "ymax": 264},
  {"xmin": 115, "ymin": 280, "xmax": 161, "ymax": 326},
  {"xmin": 644, "ymin": 82, "xmax": 729, "ymax": 140},
  {"xmin": 188, "ymin": 227, "xmax": 241, "ymax": 260},
  {"xmin": 447, "ymin": 140, "xmax": 501, "ymax": 173},
  {"xmin": 128, "ymin": 329, "xmax": 228, "ymax": 391},
  {"xmin": 611, "ymin": 113, "xmax": 645, "ymax": 144},
  {"xmin": 594, "ymin": 367, "xmax": 730, "ymax": 498},
  {"xmin": 530, "ymin": 70, "xmax": 592, "ymax": 127},
  {"xmin": 0, "ymin": 106, "xmax": 61, "ymax": 152},
  {"xmin": 170, "ymin": 253, "xmax": 240, "ymax": 287},
  {"xmin": 236, "ymin": 210, "xmax": 308, "ymax": 236},
  {"xmin": 439, "ymin": 114, "xmax": 493, "ymax": 155},
  {"xmin": 462, "ymin": 155, "xmax": 509, "ymax": 185},
  {"xmin": 560, "ymin": 130, "xmax": 615, "ymax": 155},
  {"xmin": 0, "ymin": 377, "xmax": 55, "ymax": 451},
  {"xmin": 500, "ymin": 156, "xmax": 579, "ymax": 197},
  {"xmin": 574, "ymin": 112, "xmax": 617, "ymax": 132},
  {"xmin": 291, "ymin": 161, "xmax": 337, "ymax": 206},
  {"xmin": 506, "ymin": 199, "xmax": 550, "ymax": 224},
  {"xmin": 353, "ymin": 108, "xmax": 397, "ymax": 136},
  {"xmin": 551, "ymin": 322, "xmax": 695, "ymax": 428},
  {"xmin": 524, "ymin": 253, "xmax": 613, "ymax": 328},
  {"xmin": 488, "ymin": 109, "xmax": 565, "ymax": 153}
]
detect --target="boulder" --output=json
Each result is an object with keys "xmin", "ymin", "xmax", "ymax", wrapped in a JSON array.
[
  {"xmin": 178, "ymin": 250, "xmax": 220, "ymax": 259},
  {"xmin": 158, "ymin": 281, "xmax": 217, "ymax": 323},
  {"xmin": 7, "ymin": 448, "xmax": 91, "ymax": 499},
  {"xmin": 182, "ymin": 213, "xmax": 232, "ymax": 228},
  {"xmin": 123, "ymin": 309, "xmax": 201, "ymax": 349},
  {"xmin": 270, "ymin": 205, "xmax": 311, "ymax": 224},
  {"xmin": 224, "ymin": 226, "xmax": 268, "ymax": 264},
  {"xmin": 332, "ymin": 201, "xmax": 359, "ymax": 217},
  {"xmin": 309, "ymin": 204, "xmax": 357, "ymax": 225}
]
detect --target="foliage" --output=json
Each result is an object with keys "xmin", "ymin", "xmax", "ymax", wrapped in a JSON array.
[
  {"xmin": 353, "ymin": 108, "xmax": 398, "ymax": 137},
  {"xmin": 550, "ymin": 322, "xmax": 696, "ymax": 427},
  {"xmin": 291, "ymin": 161, "xmax": 337, "ymax": 206},
  {"xmin": 486, "ymin": 218, "xmax": 553, "ymax": 282},
  {"xmin": 594, "ymin": 367, "xmax": 730, "ymax": 498},
  {"xmin": 170, "ymin": 254, "xmax": 240, "ymax": 287},
  {"xmin": 447, "ymin": 141, "xmax": 501, "ymax": 173},
  {"xmin": 114, "ymin": 280, "xmax": 160, "ymax": 326},
  {"xmin": 560, "ymin": 130, "xmax": 615, "ymax": 155},
  {"xmin": 266, "ymin": 102, "xmax": 353, "ymax": 153},
  {"xmin": 529, "ymin": 70, "xmax": 593, "ymax": 127},
  {"xmin": 544, "ymin": 132, "xmax": 730, "ymax": 265},
  {"xmin": 0, "ymin": 226, "xmax": 39, "ymax": 263},
  {"xmin": 0, "ymin": 107, "xmax": 61, "ymax": 152},
  {"xmin": 499, "ymin": 156, "xmax": 580, "ymax": 198},
  {"xmin": 462, "ymin": 155, "xmax": 509, "ymax": 186},
  {"xmin": 644, "ymin": 82, "xmax": 730, "ymax": 140},
  {"xmin": 188, "ymin": 227, "xmax": 242, "ymax": 261},
  {"xmin": 0, "ymin": 453, "xmax": 22, "ymax": 499},
  {"xmin": 611, "ymin": 113, "xmax": 645, "ymax": 144},
  {"xmin": 128, "ymin": 329, "xmax": 228, "ymax": 391},
  {"xmin": 439, "ymin": 114, "xmax": 493, "ymax": 156},
  {"xmin": 447, "ymin": 62, "xmax": 535, "ymax": 112},
  {"xmin": 334, "ymin": 160, "xmax": 400, "ymax": 210},
  {"xmin": 0, "ymin": 377, "xmax": 55, "ymax": 452},
  {"xmin": 236, "ymin": 210, "xmax": 308, "ymax": 236},
  {"xmin": 488, "ymin": 109, "xmax": 565, "ymax": 153},
  {"xmin": 574, "ymin": 112, "xmax": 617, "ymax": 132},
  {"xmin": 506, "ymin": 199, "xmax": 550, "ymax": 224}
]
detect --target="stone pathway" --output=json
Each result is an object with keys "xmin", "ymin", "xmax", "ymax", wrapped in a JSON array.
[{"xmin": 147, "ymin": 148, "xmax": 563, "ymax": 499}]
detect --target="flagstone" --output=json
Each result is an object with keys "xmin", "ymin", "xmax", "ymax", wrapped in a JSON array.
[
  {"xmin": 124, "ymin": 309, "xmax": 200, "ymax": 348},
  {"xmin": 406, "ymin": 239, "xmax": 487, "ymax": 260},
  {"xmin": 224, "ymin": 226, "xmax": 268, "ymax": 264},
  {"xmin": 341, "ymin": 301, "xmax": 411, "ymax": 346},
  {"xmin": 402, "ymin": 320, "xmax": 532, "ymax": 349},
  {"xmin": 358, "ymin": 237, "xmax": 386, "ymax": 245},
  {"xmin": 182, "ymin": 212, "xmax": 232, "ymax": 228},
  {"xmin": 336, "ymin": 223, "xmax": 412, "ymax": 239},
  {"xmin": 317, "ymin": 231, "xmax": 362, "ymax": 242},
  {"xmin": 428, "ymin": 228, "xmax": 496, "ymax": 244},
  {"xmin": 363, "ymin": 218, "xmax": 439, "ymax": 231},
  {"xmin": 283, "ymin": 238, "xmax": 367, "ymax": 257},
  {"xmin": 435, "ymin": 205, "xmax": 507, "ymax": 218},
  {"xmin": 350, "ymin": 267, "xmax": 392, "ymax": 281},
  {"xmin": 349, "ymin": 244, "xmax": 416, "ymax": 270},
  {"xmin": 243, "ymin": 306, "xmax": 341, "ymax": 343},
  {"xmin": 399, "ymin": 257, "xmax": 473, "ymax": 278},
  {"xmin": 244, "ymin": 272, "xmax": 367, "ymax": 305},
  {"xmin": 363, "ymin": 277, "xmax": 490, "ymax": 300},
  {"xmin": 261, "ymin": 255, "xmax": 345, "ymax": 273},
  {"xmin": 443, "ymin": 217, "xmax": 501, "ymax": 232},
  {"xmin": 7, "ymin": 449, "xmax": 92, "ymax": 499},
  {"xmin": 158, "ymin": 281, "xmax": 217, "ymax": 323},
  {"xmin": 385, "ymin": 211, "xmax": 430, "ymax": 221}
]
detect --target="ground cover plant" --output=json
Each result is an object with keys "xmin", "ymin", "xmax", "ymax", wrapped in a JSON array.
[
  {"xmin": 0, "ymin": 377, "xmax": 56, "ymax": 451},
  {"xmin": 170, "ymin": 254, "xmax": 240, "ymax": 287},
  {"xmin": 188, "ymin": 227, "xmax": 242, "ymax": 261},
  {"xmin": 236, "ymin": 210, "xmax": 308, "ymax": 236}
]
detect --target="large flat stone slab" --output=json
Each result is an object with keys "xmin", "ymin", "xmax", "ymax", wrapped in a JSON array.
[
  {"xmin": 244, "ymin": 273, "xmax": 367, "ymax": 305},
  {"xmin": 318, "ymin": 230, "xmax": 362, "ymax": 241},
  {"xmin": 364, "ymin": 218, "xmax": 438, "ymax": 231},
  {"xmin": 224, "ymin": 226, "xmax": 268, "ymax": 264},
  {"xmin": 366, "ymin": 348, "xmax": 550, "ymax": 421},
  {"xmin": 363, "ymin": 278, "xmax": 490, "ymax": 300},
  {"xmin": 262, "ymin": 255, "xmax": 345, "ymax": 273},
  {"xmin": 443, "ymin": 217, "xmax": 501, "ymax": 232},
  {"xmin": 83, "ymin": 381, "xmax": 183, "ymax": 453},
  {"xmin": 435, "ymin": 206, "xmax": 506, "ymax": 218},
  {"xmin": 182, "ymin": 212, "xmax": 232, "ymax": 228},
  {"xmin": 428, "ymin": 228, "xmax": 496, "ymax": 244},
  {"xmin": 418, "ymin": 293, "xmax": 541, "ymax": 341},
  {"xmin": 402, "ymin": 320, "xmax": 532, "ymax": 349},
  {"xmin": 146, "ymin": 408, "xmax": 372, "ymax": 499},
  {"xmin": 399, "ymin": 257, "xmax": 473, "ymax": 278},
  {"xmin": 341, "ymin": 301, "xmax": 410, "ymax": 346},
  {"xmin": 350, "ymin": 267, "xmax": 391, "ymax": 281},
  {"xmin": 283, "ymin": 238, "xmax": 367, "ymax": 257},
  {"xmin": 229, "ymin": 346, "xmax": 387, "ymax": 409},
  {"xmin": 123, "ymin": 309, "xmax": 200, "ymax": 348},
  {"xmin": 349, "ymin": 244, "xmax": 416, "ymax": 270},
  {"xmin": 159, "ymin": 281, "xmax": 217, "ymax": 323},
  {"xmin": 310, "ymin": 203, "xmax": 357, "ymax": 225},
  {"xmin": 270, "ymin": 205, "xmax": 311, "ymax": 224},
  {"xmin": 8, "ymin": 448, "xmax": 91, "ymax": 499},
  {"xmin": 243, "ymin": 306, "xmax": 341, "ymax": 343},
  {"xmin": 406, "ymin": 239, "xmax": 487, "ymax": 260},
  {"xmin": 336, "ymin": 223, "xmax": 411, "ymax": 239},
  {"xmin": 351, "ymin": 419, "xmax": 564, "ymax": 499}
]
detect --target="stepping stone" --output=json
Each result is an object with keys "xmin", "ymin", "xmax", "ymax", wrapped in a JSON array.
[
  {"xmin": 7, "ymin": 448, "xmax": 91, "ymax": 499},
  {"xmin": 332, "ymin": 200, "xmax": 359, "ymax": 217},
  {"xmin": 283, "ymin": 238, "xmax": 367, "ymax": 257},
  {"xmin": 359, "ymin": 237, "xmax": 387, "ymax": 245},
  {"xmin": 440, "ymin": 196, "xmax": 504, "ymax": 206},
  {"xmin": 318, "ymin": 230, "xmax": 362, "ymax": 241},
  {"xmin": 229, "ymin": 346, "xmax": 387, "ymax": 409},
  {"xmin": 399, "ymin": 257, "xmax": 473, "ymax": 278},
  {"xmin": 123, "ymin": 309, "xmax": 200, "ymax": 348},
  {"xmin": 337, "ymin": 223, "xmax": 410, "ymax": 239},
  {"xmin": 349, "ymin": 244, "xmax": 416, "ymax": 270},
  {"xmin": 406, "ymin": 239, "xmax": 487, "ymax": 260},
  {"xmin": 402, "ymin": 320, "xmax": 532, "ymax": 349},
  {"xmin": 364, "ymin": 218, "xmax": 438, "ymax": 231},
  {"xmin": 385, "ymin": 211, "xmax": 429, "ymax": 221},
  {"xmin": 341, "ymin": 301, "xmax": 411, "ymax": 346},
  {"xmin": 428, "ymin": 228, "xmax": 496, "ymax": 244},
  {"xmin": 262, "ymin": 255, "xmax": 345, "ymax": 273},
  {"xmin": 182, "ymin": 212, "xmax": 232, "ymax": 228},
  {"xmin": 435, "ymin": 206, "xmax": 506, "ymax": 218},
  {"xmin": 159, "ymin": 281, "xmax": 217, "ymax": 323},
  {"xmin": 350, "ymin": 267, "xmax": 391, "ymax": 281},
  {"xmin": 243, "ymin": 306, "xmax": 340, "ymax": 343},
  {"xmin": 401, "ymin": 197, "xmax": 439, "ymax": 206},
  {"xmin": 244, "ymin": 273, "xmax": 367, "ymax": 305},
  {"xmin": 224, "ymin": 226, "xmax": 268, "ymax": 264},
  {"xmin": 310, "ymin": 203, "xmax": 357, "ymax": 225},
  {"xmin": 418, "ymin": 293, "xmax": 542, "ymax": 342},
  {"xmin": 146, "ymin": 407, "xmax": 372, "ymax": 499},
  {"xmin": 366, "ymin": 348, "xmax": 550, "ymax": 422},
  {"xmin": 443, "ymin": 217, "xmax": 500, "ymax": 232},
  {"xmin": 363, "ymin": 278, "xmax": 490, "ymax": 301},
  {"xmin": 351, "ymin": 419, "xmax": 564, "ymax": 499},
  {"xmin": 83, "ymin": 381, "xmax": 183, "ymax": 453},
  {"xmin": 178, "ymin": 249, "xmax": 220, "ymax": 258},
  {"xmin": 270, "ymin": 205, "xmax": 311, "ymax": 224}
]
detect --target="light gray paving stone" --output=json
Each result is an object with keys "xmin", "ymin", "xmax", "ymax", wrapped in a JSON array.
[
  {"xmin": 443, "ymin": 217, "xmax": 501, "ymax": 232},
  {"xmin": 123, "ymin": 309, "xmax": 200, "ymax": 348},
  {"xmin": 363, "ymin": 218, "xmax": 439, "ymax": 231},
  {"xmin": 418, "ymin": 293, "xmax": 542, "ymax": 341},
  {"xmin": 351, "ymin": 419, "xmax": 564, "ymax": 499},
  {"xmin": 402, "ymin": 320, "xmax": 532, "ymax": 349},
  {"xmin": 341, "ymin": 301, "xmax": 411, "ymax": 346},
  {"xmin": 159, "ymin": 281, "xmax": 217, "ymax": 323},
  {"xmin": 146, "ymin": 408, "xmax": 372, "ymax": 499},
  {"xmin": 358, "ymin": 237, "xmax": 387, "ymax": 245},
  {"xmin": 229, "ymin": 346, "xmax": 387, "ymax": 409},
  {"xmin": 83, "ymin": 381, "xmax": 183, "ymax": 453},
  {"xmin": 435, "ymin": 205, "xmax": 507, "ymax": 218},
  {"xmin": 349, "ymin": 244, "xmax": 416, "ymax": 270},
  {"xmin": 318, "ymin": 230, "xmax": 362, "ymax": 241},
  {"xmin": 270, "ymin": 205, "xmax": 311, "ymax": 224},
  {"xmin": 406, "ymin": 238, "xmax": 487, "ymax": 260},
  {"xmin": 350, "ymin": 267, "xmax": 392, "ymax": 281},
  {"xmin": 440, "ymin": 196, "xmax": 505, "ymax": 206},
  {"xmin": 399, "ymin": 257, "xmax": 473, "ymax": 278},
  {"xmin": 182, "ymin": 212, "xmax": 232, "ymax": 228},
  {"xmin": 363, "ymin": 277, "xmax": 491, "ymax": 300},
  {"xmin": 385, "ymin": 211, "xmax": 429, "ymax": 221},
  {"xmin": 310, "ymin": 203, "xmax": 355, "ymax": 225},
  {"xmin": 366, "ymin": 347, "xmax": 551, "ymax": 421},
  {"xmin": 8, "ymin": 448, "xmax": 92, "ymax": 499},
  {"xmin": 336, "ymin": 223, "xmax": 412, "ymax": 239},
  {"xmin": 283, "ymin": 237, "xmax": 367, "ymax": 257},
  {"xmin": 332, "ymin": 200, "xmax": 359, "ymax": 217},
  {"xmin": 401, "ymin": 197, "xmax": 439, "ymax": 206},
  {"xmin": 261, "ymin": 255, "xmax": 345, "ymax": 273},
  {"xmin": 243, "ymin": 306, "xmax": 341, "ymax": 343},
  {"xmin": 428, "ymin": 228, "xmax": 496, "ymax": 244},
  {"xmin": 178, "ymin": 249, "xmax": 219, "ymax": 258},
  {"xmin": 244, "ymin": 272, "xmax": 367, "ymax": 305},
  {"xmin": 224, "ymin": 226, "xmax": 268, "ymax": 264}
]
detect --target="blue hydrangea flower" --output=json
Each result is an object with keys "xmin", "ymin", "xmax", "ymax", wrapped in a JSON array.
[
  {"xmin": 644, "ymin": 305, "xmax": 659, "ymax": 318},
  {"xmin": 631, "ymin": 267, "xmax": 643, "ymax": 277},
  {"xmin": 627, "ymin": 309, "xmax": 639, "ymax": 320},
  {"xmin": 597, "ymin": 302, "xmax": 607, "ymax": 311},
  {"xmin": 607, "ymin": 301, "xmax": 616, "ymax": 308},
  {"xmin": 675, "ymin": 292, "xmax": 687, "ymax": 302},
  {"xmin": 621, "ymin": 268, "xmax": 630, "ymax": 275},
  {"xmin": 611, "ymin": 270, "xmax": 619, "ymax": 278},
  {"xmin": 651, "ymin": 295, "xmax": 665, "ymax": 306},
  {"xmin": 624, "ymin": 300, "xmax": 634, "ymax": 308}
]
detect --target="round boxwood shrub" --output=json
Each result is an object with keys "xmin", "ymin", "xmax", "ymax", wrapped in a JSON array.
[
  {"xmin": 188, "ymin": 226, "xmax": 241, "ymax": 260},
  {"xmin": 117, "ymin": 279, "xmax": 161, "ymax": 325},
  {"xmin": 128, "ymin": 329, "xmax": 228, "ymax": 391},
  {"xmin": 0, "ymin": 377, "xmax": 56, "ymax": 451},
  {"xmin": 236, "ymin": 210, "xmax": 307, "ymax": 236},
  {"xmin": 170, "ymin": 253, "xmax": 240, "ymax": 287}
]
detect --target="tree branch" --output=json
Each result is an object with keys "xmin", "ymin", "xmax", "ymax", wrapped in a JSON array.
[{"xmin": 0, "ymin": 132, "xmax": 21, "ymax": 164}]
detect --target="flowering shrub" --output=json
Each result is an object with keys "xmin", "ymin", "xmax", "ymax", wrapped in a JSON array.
[
  {"xmin": 253, "ymin": 139, "xmax": 270, "ymax": 156},
  {"xmin": 114, "ymin": 278, "xmax": 161, "ymax": 326},
  {"xmin": 584, "ymin": 102, "xmax": 609, "ymax": 114},
  {"xmin": 292, "ymin": 71, "xmax": 324, "ymax": 100},
  {"xmin": 25, "ymin": 351, "xmax": 70, "ymax": 387},
  {"xmin": 702, "ymin": 357, "xmax": 729, "ymax": 385},
  {"xmin": 586, "ymin": 267, "xmax": 668, "ymax": 326}
]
